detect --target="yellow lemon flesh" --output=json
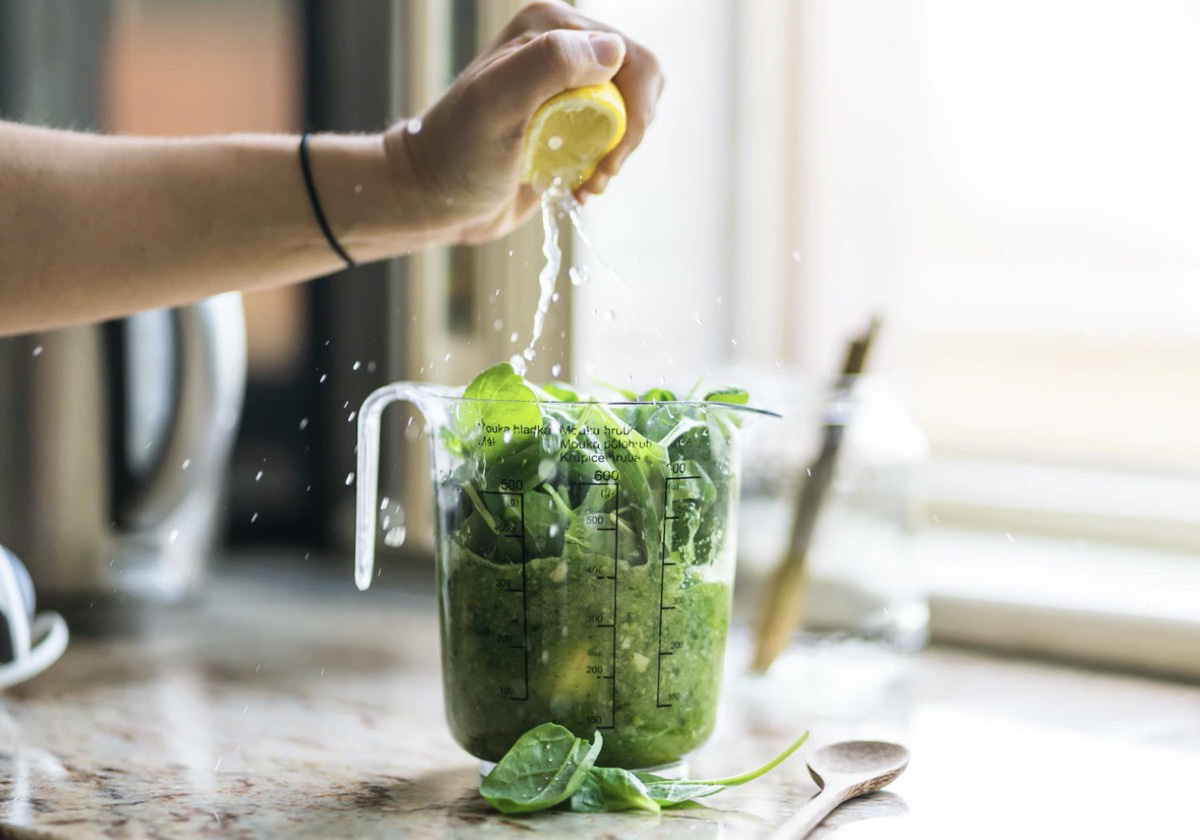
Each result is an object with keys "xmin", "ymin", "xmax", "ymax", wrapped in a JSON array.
[{"xmin": 520, "ymin": 81, "xmax": 626, "ymax": 192}]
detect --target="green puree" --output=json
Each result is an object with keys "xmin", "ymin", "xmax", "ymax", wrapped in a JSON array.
[{"xmin": 434, "ymin": 364, "xmax": 749, "ymax": 769}]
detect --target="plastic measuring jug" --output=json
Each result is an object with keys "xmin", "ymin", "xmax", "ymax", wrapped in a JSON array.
[{"xmin": 355, "ymin": 381, "xmax": 776, "ymax": 770}]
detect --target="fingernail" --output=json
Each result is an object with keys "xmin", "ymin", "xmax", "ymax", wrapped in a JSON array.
[{"xmin": 587, "ymin": 33, "xmax": 625, "ymax": 68}]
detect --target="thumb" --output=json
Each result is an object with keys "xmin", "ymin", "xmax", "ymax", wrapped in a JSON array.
[{"xmin": 480, "ymin": 29, "xmax": 626, "ymax": 115}]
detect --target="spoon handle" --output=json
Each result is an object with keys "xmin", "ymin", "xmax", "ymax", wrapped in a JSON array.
[{"xmin": 767, "ymin": 787, "xmax": 846, "ymax": 840}]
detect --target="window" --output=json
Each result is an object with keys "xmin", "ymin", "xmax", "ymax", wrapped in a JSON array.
[{"xmin": 573, "ymin": 0, "xmax": 1200, "ymax": 676}]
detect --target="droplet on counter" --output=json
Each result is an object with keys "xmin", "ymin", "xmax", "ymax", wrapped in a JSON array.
[
  {"xmin": 32, "ymin": 345, "xmax": 43, "ymax": 357},
  {"xmin": 299, "ymin": 417, "xmax": 309, "ymax": 430},
  {"xmin": 384, "ymin": 525, "xmax": 407, "ymax": 547},
  {"xmin": 255, "ymin": 471, "xmax": 264, "ymax": 482},
  {"xmin": 181, "ymin": 459, "xmax": 191, "ymax": 470},
  {"xmin": 551, "ymin": 363, "xmax": 562, "ymax": 377},
  {"xmin": 345, "ymin": 472, "xmax": 355, "ymax": 486}
]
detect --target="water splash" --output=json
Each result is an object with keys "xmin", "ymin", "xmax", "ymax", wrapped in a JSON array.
[{"xmin": 511, "ymin": 188, "xmax": 566, "ymax": 375}]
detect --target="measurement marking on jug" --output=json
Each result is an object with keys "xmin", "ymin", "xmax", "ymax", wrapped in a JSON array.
[
  {"xmin": 571, "ymin": 478, "xmax": 619, "ymax": 730},
  {"xmin": 657, "ymin": 474, "xmax": 699, "ymax": 709},
  {"xmin": 481, "ymin": 489, "xmax": 528, "ymax": 701}
]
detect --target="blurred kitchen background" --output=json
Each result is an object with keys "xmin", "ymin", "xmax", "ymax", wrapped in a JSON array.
[{"xmin": 0, "ymin": 0, "xmax": 1197, "ymax": 677}]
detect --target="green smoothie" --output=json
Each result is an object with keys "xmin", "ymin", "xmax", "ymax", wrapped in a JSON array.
[{"xmin": 433, "ymin": 364, "xmax": 747, "ymax": 768}]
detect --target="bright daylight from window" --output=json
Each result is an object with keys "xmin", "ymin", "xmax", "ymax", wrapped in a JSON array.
[{"xmin": 575, "ymin": 0, "xmax": 1200, "ymax": 676}]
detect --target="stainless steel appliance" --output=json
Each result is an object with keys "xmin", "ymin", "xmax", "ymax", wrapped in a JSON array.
[{"xmin": 0, "ymin": 299, "xmax": 247, "ymax": 617}]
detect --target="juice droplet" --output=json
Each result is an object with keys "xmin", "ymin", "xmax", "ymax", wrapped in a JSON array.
[
  {"xmin": 299, "ymin": 417, "xmax": 309, "ymax": 430},
  {"xmin": 384, "ymin": 526, "xmax": 407, "ymax": 547},
  {"xmin": 255, "ymin": 471, "xmax": 263, "ymax": 482},
  {"xmin": 551, "ymin": 364, "xmax": 562, "ymax": 377},
  {"xmin": 352, "ymin": 361, "xmax": 361, "ymax": 370},
  {"xmin": 345, "ymin": 472, "xmax": 355, "ymax": 486}
]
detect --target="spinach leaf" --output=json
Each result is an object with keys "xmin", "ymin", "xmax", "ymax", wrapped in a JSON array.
[
  {"xmin": 479, "ymin": 724, "xmax": 807, "ymax": 815},
  {"xmin": 632, "ymin": 731, "xmax": 809, "ymax": 807},
  {"xmin": 479, "ymin": 724, "xmax": 603, "ymax": 814},
  {"xmin": 703, "ymin": 386, "xmax": 750, "ymax": 406},
  {"xmin": 633, "ymin": 777, "xmax": 727, "ymax": 806},
  {"xmin": 569, "ymin": 766, "xmax": 661, "ymax": 814},
  {"xmin": 675, "ymin": 730, "xmax": 809, "ymax": 787},
  {"xmin": 457, "ymin": 362, "xmax": 543, "ymax": 439},
  {"xmin": 543, "ymin": 383, "xmax": 580, "ymax": 402}
]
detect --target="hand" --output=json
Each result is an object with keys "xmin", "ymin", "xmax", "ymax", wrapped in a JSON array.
[{"xmin": 382, "ymin": 0, "xmax": 664, "ymax": 245}]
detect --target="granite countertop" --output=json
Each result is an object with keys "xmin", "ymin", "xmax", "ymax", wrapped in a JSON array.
[{"xmin": 3, "ymin": 556, "xmax": 1200, "ymax": 839}]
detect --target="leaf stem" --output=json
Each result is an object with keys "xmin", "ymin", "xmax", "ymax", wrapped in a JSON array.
[{"xmin": 685, "ymin": 732, "xmax": 808, "ymax": 786}]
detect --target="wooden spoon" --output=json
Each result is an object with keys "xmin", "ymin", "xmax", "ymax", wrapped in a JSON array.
[{"xmin": 767, "ymin": 740, "xmax": 910, "ymax": 840}]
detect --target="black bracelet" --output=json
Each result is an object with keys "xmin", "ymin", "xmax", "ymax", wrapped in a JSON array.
[{"xmin": 298, "ymin": 132, "xmax": 357, "ymax": 270}]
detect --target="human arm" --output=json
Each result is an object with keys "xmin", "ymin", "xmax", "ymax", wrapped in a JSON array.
[{"xmin": 0, "ymin": 0, "xmax": 662, "ymax": 336}]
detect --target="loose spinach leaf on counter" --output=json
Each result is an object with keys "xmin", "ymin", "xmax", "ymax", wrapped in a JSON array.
[
  {"xmin": 569, "ymin": 766, "xmax": 661, "ymax": 814},
  {"xmin": 479, "ymin": 723, "xmax": 603, "ymax": 814},
  {"xmin": 480, "ymin": 725, "xmax": 809, "ymax": 815}
]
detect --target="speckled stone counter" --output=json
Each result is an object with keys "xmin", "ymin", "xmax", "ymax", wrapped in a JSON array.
[{"xmin": 3, "ymin": 556, "xmax": 1200, "ymax": 839}]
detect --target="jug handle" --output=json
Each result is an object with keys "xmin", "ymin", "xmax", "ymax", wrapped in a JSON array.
[
  {"xmin": 355, "ymin": 383, "xmax": 426, "ymax": 591},
  {"xmin": 119, "ymin": 294, "xmax": 247, "ymax": 529}
]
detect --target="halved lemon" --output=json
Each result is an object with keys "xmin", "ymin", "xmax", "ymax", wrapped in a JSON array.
[{"xmin": 519, "ymin": 82, "xmax": 626, "ymax": 191}]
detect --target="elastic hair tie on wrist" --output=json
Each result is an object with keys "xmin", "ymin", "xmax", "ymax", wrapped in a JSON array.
[{"xmin": 299, "ymin": 132, "xmax": 357, "ymax": 270}]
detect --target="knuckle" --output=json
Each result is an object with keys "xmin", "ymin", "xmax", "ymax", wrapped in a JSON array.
[{"xmin": 537, "ymin": 29, "xmax": 579, "ymax": 73}]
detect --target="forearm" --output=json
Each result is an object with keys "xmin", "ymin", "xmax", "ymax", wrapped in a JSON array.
[{"xmin": 0, "ymin": 122, "xmax": 450, "ymax": 335}]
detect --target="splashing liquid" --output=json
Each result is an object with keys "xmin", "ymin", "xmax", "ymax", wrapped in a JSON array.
[{"xmin": 510, "ymin": 188, "xmax": 566, "ymax": 375}]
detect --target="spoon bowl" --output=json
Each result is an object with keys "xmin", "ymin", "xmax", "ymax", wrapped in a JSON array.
[{"xmin": 769, "ymin": 740, "xmax": 910, "ymax": 840}]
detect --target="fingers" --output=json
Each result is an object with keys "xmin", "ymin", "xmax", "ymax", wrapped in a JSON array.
[
  {"xmin": 498, "ymin": 2, "xmax": 666, "ymax": 195},
  {"xmin": 474, "ymin": 28, "xmax": 626, "ymax": 119}
]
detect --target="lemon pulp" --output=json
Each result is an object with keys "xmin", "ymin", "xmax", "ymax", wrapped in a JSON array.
[{"xmin": 520, "ymin": 82, "xmax": 626, "ymax": 191}]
